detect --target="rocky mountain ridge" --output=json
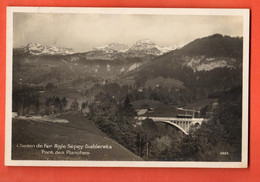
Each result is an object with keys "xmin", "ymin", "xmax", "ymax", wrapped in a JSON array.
[
  {"xmin": 15, "ymin": 40, "xmax": 178, "ymax": 58},
  {"xmin": 13, "ymin": 34, "xmax": 243, "ymax": 88},
  {"xmin": 14, "ymin": 43, "xmax": 75, "ymax": 56}
]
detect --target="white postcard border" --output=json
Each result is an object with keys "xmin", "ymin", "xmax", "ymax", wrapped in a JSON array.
[{"xmin": 5, "ymin": 7, "xmax": 250, "ymax": 168}]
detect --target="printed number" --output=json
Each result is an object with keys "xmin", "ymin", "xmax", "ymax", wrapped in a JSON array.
[{"xmin": 220, "ymin": 152, "xmax": 229, "ymax": 155}]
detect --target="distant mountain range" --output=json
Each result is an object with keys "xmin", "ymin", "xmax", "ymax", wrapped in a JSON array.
[
  {"xmin": 13, "ymin": 34, "xmax": 243, "ymax": 95},
  {"xmin": 92, "ymin": 40, "xmax": 178, "ymax": 55},
  {"xmin": 14, "ymin": 40, "xmax": 178, "ymax": 57},
  {"xmin": 14, "ymin": 43, "xmax": 75, "ymax": 56}
]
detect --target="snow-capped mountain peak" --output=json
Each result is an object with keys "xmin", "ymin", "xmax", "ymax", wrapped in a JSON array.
[
  {"xmin": 93, "ymin": 43, "xmax": 129, "ymax": 53},
  {"xmin": 17, "ymin": 43, "xmax": 75, "ymax": 55},
  {"xmin": 25, "ymin": 43, "xmax": 45, "ymax": 52},
  {"xmin": 135, "ymin": 39, "xmax": 155, "ymax": 46},
  {"xmin": 155, "ymin": 45, "xmax": 177, "ymax": 54},
  {"xmin": 127, "ymin": 39, "xmax": 161, "ymax": 56},
  {"xmin": 127, "ymin": 39, "xmax": 177, "ymax": 56}
]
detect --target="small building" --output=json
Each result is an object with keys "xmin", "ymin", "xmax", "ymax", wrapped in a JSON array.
[
  {"xmin": 147, "ymin": 108, "xmax": 154, "ymax": 113},
  {"xmin": 137, "ymin": 109, "xmax": 148, "ymax": 116},
  {"xmin": 212, "ymin": 102, "xmax": 219, "ymax": 109}
]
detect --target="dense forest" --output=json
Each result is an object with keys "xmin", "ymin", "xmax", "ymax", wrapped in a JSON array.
[{"xmin": 81, "ymin": 86, "xmax": 242, "ymax": 161}]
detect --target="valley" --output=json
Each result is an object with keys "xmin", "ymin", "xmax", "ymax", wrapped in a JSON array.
[{"xmin": 12, "ymin": 34, "xmax": 243, "ymax": 161}]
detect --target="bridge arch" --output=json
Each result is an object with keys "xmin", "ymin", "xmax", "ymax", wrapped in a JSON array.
[
  {"xmin": 136, "ymin": 116, "xmax": 208, "ymax": 135},
  {"xmin": 194, "ymin": 122, "xmax": 200, "ymax": 128},
  {"xmin": 154, "ymin": 120, "xmax": 189, "ymax": 135}
]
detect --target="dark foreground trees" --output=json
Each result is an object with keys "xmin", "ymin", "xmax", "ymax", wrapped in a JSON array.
[
  {"xmin": 151, "ymin": 86, "xmax": 242, "ymax": 161},
  {"xmin": 86, "ymin": 86, "xmax": 242, "ymax": 161},
  {"xmin": 88, "ymin": 92, "xmax": 139, "ymax": 154},
  {"xmin": 13, "ymin": 84, "xmax": 40, "ymax": 115},
  {"xmin": 44, "ymin": 96, "xmax": 68, "ymax": 115}
]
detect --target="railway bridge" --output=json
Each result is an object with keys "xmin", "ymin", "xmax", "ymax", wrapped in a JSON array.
[{"xmin": 136, "ymin": 116, "xmax": 209, "ymax": 135}]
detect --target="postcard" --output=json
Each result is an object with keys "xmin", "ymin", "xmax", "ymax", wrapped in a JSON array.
[{"xmin": 5, "ymin": 7, "xmax": 249, "ymax": 167}]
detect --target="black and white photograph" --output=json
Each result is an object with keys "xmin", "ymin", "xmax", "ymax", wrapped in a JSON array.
[{"xmin": 5, "ymin": 7, "xmax": 249, "ymax": 167}]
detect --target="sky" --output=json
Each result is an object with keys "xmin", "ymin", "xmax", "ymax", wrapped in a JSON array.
[{"xmin": 13, "ymin": 13, "xmax": 243, "ymax": 52}]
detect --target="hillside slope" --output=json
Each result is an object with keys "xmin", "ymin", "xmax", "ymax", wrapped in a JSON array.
[
  {"xmin": 12, "ymin": 113, "xmax": 142, "ymax": 161},
  {"xmin": 124, "ymin": 34, "xmax": 242, "ymax": 91}
]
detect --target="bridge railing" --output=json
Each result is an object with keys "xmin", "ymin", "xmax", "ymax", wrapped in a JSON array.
[{"xmin": 136, "ymin": 116, "xmax": 208, "ymax": 122}]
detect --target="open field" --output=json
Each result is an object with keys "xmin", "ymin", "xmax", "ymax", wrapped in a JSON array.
[{"xmin": 12, "ymin": 113, "xmax": 142, "ymax": 161}]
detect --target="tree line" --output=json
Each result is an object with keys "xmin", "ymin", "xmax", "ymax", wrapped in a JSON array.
[
  {"xmin": 86, "ymin": 86, "xmax": 242, "ymax": 161},
  {"xmin": 12, "ymin": 83, "xmax": 80, "ymax": 116}
]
